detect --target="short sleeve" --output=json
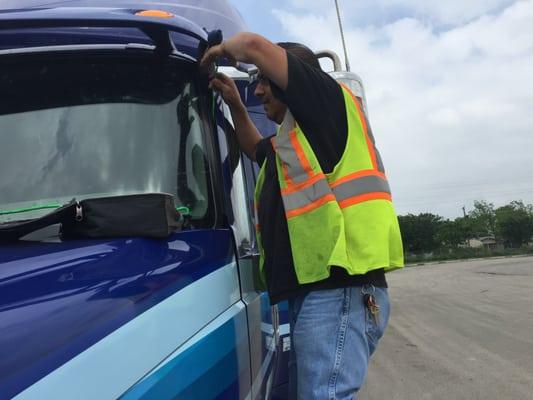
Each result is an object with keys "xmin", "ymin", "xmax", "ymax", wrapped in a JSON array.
[
  {"xmin": 255, "ymin": 135, "xmax": 274, "ymax": 166},
  {"xmin": 271, "ymin": 52, "xmax": 348, "ymax": 173}
]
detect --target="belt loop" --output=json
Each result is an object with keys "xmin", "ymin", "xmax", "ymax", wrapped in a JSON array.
[{"xmin": 361, "ymin": 284, "xmax": 375, "ymax": 295}]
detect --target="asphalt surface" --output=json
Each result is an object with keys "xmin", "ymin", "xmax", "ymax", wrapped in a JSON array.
[{"xmin": 359, "ymin": 256, "xmax": 533, "ymax": 400}]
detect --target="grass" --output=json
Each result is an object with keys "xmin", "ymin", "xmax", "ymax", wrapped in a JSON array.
[{"xmin": 405, "ymin": 246, "xmax": 533, "ymax": 265}]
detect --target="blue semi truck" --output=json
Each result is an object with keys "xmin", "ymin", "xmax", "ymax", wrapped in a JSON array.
[
  {"xmin": 0, "ymin": 2, "xmax": 289, "ymax": 399},
  {"xmin": 0, "ymin": 2, "xmax": 368, "ymax": 399}
]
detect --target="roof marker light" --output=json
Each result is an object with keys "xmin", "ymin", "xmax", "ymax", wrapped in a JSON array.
[{"xmin": 135, "ymin": 10, "xmax": 174, "ymax": 18}]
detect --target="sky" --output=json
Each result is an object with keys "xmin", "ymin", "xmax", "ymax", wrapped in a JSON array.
[{"xmin": 229, "ymin": 0, "xmax": 533, "ymax": 218}]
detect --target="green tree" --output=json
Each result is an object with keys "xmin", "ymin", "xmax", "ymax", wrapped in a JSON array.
[
  {"xmin": 399, "ymin": 213, "xmax": 443, "ymax": 254},
  {"xmin": 469, "ymin": 200, "xmax": 496, "ymax": 236},
  {"xmin": 436, "ymin": 217, "xmax": 476, "ymax": 248},
  {"xmin": 495, "ymin": 201, "xmax": 533, "ymax": 247}
]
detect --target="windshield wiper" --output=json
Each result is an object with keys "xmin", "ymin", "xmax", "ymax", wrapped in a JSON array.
[
  {"xmin": 0, "ymin": 203, "xmax": 191, "ymax": 217},
  {"xmin": 0, "ymin": 203, "xmax": 61, "ymax": 216}
]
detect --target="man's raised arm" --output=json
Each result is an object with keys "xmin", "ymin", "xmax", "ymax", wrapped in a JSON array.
[{"xmin": 200, "ymin": 32, "xmax": 288, "ymax": 91}]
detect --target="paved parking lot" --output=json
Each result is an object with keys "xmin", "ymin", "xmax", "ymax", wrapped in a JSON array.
[{"xmin": 360, "ymin": 256, "xmax": 533, "ymax": 400}]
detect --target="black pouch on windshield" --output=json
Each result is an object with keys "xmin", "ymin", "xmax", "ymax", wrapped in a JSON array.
[
  {"xmin": 0, "ymin": 193, "xmax": 182, "ymax": 241},
  {"xmin": 61, "ymin": 194, "xmax": 182, "ymax": 239}
]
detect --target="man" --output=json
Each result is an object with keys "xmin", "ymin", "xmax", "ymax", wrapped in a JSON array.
[{"xmin": 201, "ymin": 32, "xmax": 404, "ymax": 400}]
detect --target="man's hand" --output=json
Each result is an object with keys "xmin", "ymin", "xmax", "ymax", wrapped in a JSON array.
[
  {"xmin": 209, "ymin": 73, "xmax": 243, "ymax": 110},
  {"xmin": 199, "ymin": 33, "xmax": 249, "ymax": 72},
  {"xmin": 206, "ymin": 71, "xmax": 262, "ymax": 161},
  {"xmin": 200, "ymin": 32, "xmax": 288, "ymax": 91}
]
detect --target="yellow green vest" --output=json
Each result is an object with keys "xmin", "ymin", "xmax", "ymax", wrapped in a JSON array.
[{"xmin": 254, "ymin": 84, "xmax": 404, "ymax": 285}]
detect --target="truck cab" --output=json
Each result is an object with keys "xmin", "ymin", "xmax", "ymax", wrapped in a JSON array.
[{"xmin": 0, "ymin": 3, "xmax": 289, "ymax": 399}]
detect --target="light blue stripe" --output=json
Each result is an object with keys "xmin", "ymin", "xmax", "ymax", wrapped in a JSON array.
[
  {"xmin": 279, "ymin": 323, "xmax": 290, "ymax": 336},
  {"xmin": 121, "ymin": 303, "xmax": 249, "ymax": 399},
  {"xmin": 15, "ymin": 262, "xmax": 240, "ymax": 400},
  {"xmin": 251, "ymin": 343, "xmax": 274, "ymax": 396}
]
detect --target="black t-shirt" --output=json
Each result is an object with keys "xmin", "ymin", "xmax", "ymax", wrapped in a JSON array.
[{"xmin": 255, "ymin": 52, "xmax": 387, "ymax": 304}]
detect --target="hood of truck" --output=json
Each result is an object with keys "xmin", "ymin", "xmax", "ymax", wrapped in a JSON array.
[{"xmin": 0, "ymin": 229, "xmax": 234, "ymax": 398}]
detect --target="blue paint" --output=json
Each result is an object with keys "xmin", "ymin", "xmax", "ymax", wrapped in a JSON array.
[
  {"xmin": 0, "ymin": 1, "xmax": 247, "ymax": 37},
  {"xmin": 277, "ymin": 300, "xmax": 289, "ymax": 324},
  {"xmin": 0, "ymin": 229, "xmax": 234, "ymax": 399},
  {"xmin": 0, "ymin": 1, "xmax": 248, "ymax": 57},
  {"xmin": 0, "ymin": 6, "xmax": 207, "ymax": 63},
  {"xmin": 13, "ymin": 263, "xmax": 241, "ymax": 400},
  {"xmin": 0, "ymin": 7, "xmax": 206, "ymax": 39},
  {"xmin": 121, "ymin": 306, "xmax": 250, "ymax": 399}
]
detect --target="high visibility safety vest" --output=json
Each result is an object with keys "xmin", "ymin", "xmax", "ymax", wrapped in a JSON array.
[{"xmin": 254, "ymin": 84, "xmax": 404, "ymax": 285}]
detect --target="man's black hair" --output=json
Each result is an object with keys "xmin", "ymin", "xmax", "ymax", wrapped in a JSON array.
[
  {"xmin": 258, "ymin": 42, "xmax": 321, "ymax": 104},
  {"xmin": 277, "ymin": 42, "xmax": 321, "ymax": 70}
]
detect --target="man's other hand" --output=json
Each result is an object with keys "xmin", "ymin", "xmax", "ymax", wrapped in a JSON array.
[{"xmin": 209, "ymin": 73, "xmax": 243, "ymax": 109}]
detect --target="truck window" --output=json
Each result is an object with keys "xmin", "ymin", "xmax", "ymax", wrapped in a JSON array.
[{"xmin": 0, "ymin": 54, "xmax": 215, "ymax": 228}]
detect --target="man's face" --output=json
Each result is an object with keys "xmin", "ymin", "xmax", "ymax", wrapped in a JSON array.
[{"xmin": 254, "ymin": 73, "xmax": 287, "ymax": 124}]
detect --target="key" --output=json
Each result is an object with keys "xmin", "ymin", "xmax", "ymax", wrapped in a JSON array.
[{"xmin": 364, "ymin": 294, "xmax": 381, "ymax": 325}]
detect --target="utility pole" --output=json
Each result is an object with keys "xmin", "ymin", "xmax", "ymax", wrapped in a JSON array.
[
  {"xmin": 334, "ymin": 0, "xmax": 351, "ymax": 71},
  {"xmin": 462, "ymin": 206, "xmax": 467, "ymax": 218}
]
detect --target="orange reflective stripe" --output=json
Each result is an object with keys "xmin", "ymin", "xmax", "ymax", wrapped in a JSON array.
[
  {"xmin": 271, "ymin": 136, "xmax": 296, "ymax": 187},
  {"xmin": 357, "ymin": 102, "xmax": 379, "ymax": 171},
  {"xmin": 340, "ymin": 84, "xmax": 378, "ymax": 171},
  {"xmin": 338, "ymin": 192, "xmax": 392, "ymax": 209},
  {"xmin": 281, "ymin": 173, "xmax": 326, "ymax": 195},
  {"xmin": 330, "ymin": 169, "xmax": 386, "ymax": 189},
  {"xmin": 289, "ymin": 130, "xmax": 314, "ymax": 179},
  {"xmin": 286, "ymin": 193, "xmax": 336, "ymax": 219}
]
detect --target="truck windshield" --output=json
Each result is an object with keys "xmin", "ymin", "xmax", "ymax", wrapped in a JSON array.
[{"xmin": 0, "ymin": 54, "xmax": 214, "ymax": 227}]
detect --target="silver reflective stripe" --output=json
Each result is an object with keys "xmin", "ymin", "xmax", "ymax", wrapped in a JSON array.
[
  {"xmin": 273, "ymin": 111, "xmax": 311, "ymax": 184},
  {"xmin": 273, "ymin": 134, "xmax": 311, "ymax": 184},
  {"xmin": 282, "ymin": 177, "xmax": 332, "ymax": 212},
  {"xmin": 282, "ymin": 174, "xmax": 391, "ymax": 213},
  {"xmin": 279, "ymin": 111, "xmax": 295, "ymax": 137},
  {"xmin": 333, "ymin": 175, "xmax": 390, "ymax": 202}
]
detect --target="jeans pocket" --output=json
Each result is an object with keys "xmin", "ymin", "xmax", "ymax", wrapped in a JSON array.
[{"xmin": 364, "ymin": 286, "xmax": 390, "ymax": 351}]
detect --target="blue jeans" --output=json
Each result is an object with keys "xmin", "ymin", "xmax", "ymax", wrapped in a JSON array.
[{"xmin": 288, "ymin": 285, "xmax": 390, "ymax": 400}]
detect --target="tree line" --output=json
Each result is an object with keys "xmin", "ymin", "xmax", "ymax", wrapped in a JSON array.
[{"xmin": 399, "ymin": 200, "xmax": 533, "ymax": 255}]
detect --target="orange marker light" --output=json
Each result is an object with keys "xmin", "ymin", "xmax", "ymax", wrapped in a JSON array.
[{"xmin": 135, "ymin": 10, "xmax": 174, "ymax": 18}]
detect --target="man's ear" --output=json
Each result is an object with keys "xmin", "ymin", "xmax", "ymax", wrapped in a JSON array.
[{"xmin": 269, "ymin": 79, "xmax": 287, "ymax": 104}]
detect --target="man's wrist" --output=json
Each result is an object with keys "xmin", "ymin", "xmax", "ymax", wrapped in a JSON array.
[{"xmin": 229, "ymin": 100, "xmax": 247, "ymax": 115}]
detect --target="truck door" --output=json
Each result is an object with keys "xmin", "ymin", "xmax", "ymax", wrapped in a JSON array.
[
  {"xmin": 216, "ymin": 69, "xmax": 281, "ymax": 399},
  {"xmin": 241, "ymin": 77, "xmax": 291, "ymax": 399}
]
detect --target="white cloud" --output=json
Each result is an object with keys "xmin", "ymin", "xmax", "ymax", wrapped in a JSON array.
[
  {"xmin": 273, "ymin": 0, "xmax": 533, "ymax": 217},
  {"xmin": 286, "ymin": 0, "xmax": 515, "ymax": 26},
  {"xmin": 376, "ymin": 0, "xmax": 514, "ymax": 25}
]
